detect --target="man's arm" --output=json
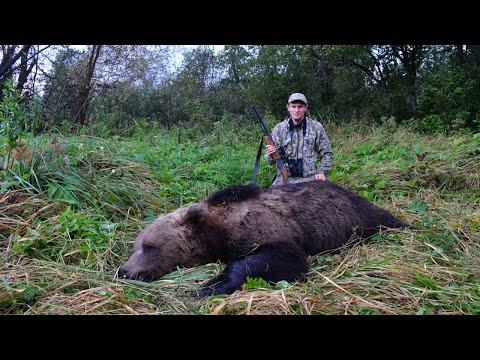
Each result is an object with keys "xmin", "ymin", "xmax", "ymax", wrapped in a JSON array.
[
  {"xmin": 264, "ymin": 125, "xmax": 280, "ymax": 164},
  {"xmin": 317, "ymin": 124, "xmax": 333, "ymax": 176}
]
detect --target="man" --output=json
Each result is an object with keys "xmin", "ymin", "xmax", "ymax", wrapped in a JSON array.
[{"xmin": 265, "ymin": 92, "xmax": 333, "ymax": 187}]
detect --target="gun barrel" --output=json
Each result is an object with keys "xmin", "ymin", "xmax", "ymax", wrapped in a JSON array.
[{"xmin": 252, "ymin": 105, "xmax": 269, "ymax": 136}]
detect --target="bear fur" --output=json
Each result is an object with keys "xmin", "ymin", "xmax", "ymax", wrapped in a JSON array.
[{"xmin": 118, "ymin": 181, "xmax": 408, "ymax": 297}]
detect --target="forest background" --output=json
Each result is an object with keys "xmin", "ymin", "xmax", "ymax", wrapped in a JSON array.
[{"xmin": 2, "ymin": 45, "xmax": 479, "ymax": 134}]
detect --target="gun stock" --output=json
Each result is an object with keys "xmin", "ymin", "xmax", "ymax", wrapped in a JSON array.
[{"xmin": 252, "ymin": 104, "xmax": 288, "ymax": 184}]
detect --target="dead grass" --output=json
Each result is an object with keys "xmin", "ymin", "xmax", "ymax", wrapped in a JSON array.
[{"xmin": 0, "ymin": 190, "xmax": 67, "ymax": 243}]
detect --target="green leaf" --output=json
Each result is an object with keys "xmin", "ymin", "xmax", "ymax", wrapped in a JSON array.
[
  {"xmin": 274, "ymin": 280, "xmax": 289, "ymax": 290},
  {"xmin": 359, "ymin": 190, "xmax": 373, "ymax": 200},
  {"xmin": 407, "ymin": 201, "xmax": 428, "ymax": 214},
  {"xmin": 243, "ymin": 276, "xmax": 271, "ymax": 290},
  {"xmin": 20, "ymin": 286, "xmax": 41, "ymax": 303},
  {"xmin": 413, "ymin": 269, "xmax": 437, "ymax": 290},
  {"xmin": 371, "ymin": 234, "xmax": 382, "ymax": 242},
  {"xmin": 415, "ymin": 308, "xmax": 425, "ymax": 315},
  {"xmin": 28, "ymin": 228, "xmax": 40, "ymax": 237},
  {"xmin": 121, "ymin": 279, "xmax": 154, "ymax": 287},
  {"xmin": 47, "ymin": 182, "xmax": 58, "ymax": 197}
]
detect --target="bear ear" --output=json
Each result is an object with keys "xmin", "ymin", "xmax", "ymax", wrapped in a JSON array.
[{"xmin": 179, "ymin": 203, "xmax": 206, "ymax": 226}]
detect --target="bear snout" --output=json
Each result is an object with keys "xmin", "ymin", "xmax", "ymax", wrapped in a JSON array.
[
  {"xmin": 118, "ymin": 266, "xmax": 129, "ymax": 278},
  {"xmin": 118, "ymin": 265, "xmax": 145, "ymax": 282}
]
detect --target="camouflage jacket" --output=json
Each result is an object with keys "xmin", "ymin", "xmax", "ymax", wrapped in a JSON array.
[{"xmin": 265, "ymin": 117, "xmax": 333, "ymax": 187}]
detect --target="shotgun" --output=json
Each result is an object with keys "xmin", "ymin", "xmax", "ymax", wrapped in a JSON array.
[{"xmin": 252, "ymin": 104, "xmax": 289, "ymax": 184}]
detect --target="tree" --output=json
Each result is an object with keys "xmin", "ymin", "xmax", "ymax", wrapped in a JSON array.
[
  {"xmin": 0, "ymin": 45, "xmax": 50, "ymax": 100},
  {"xmin": 73, "ymin": 45, "xmax": 102, "ymax": 125},
  {"xmin": 215, "ymin": 45, "xmax": 252, "ymax": 114},
  {"xmin": 390, "ymin": 45, "xmax": 427, "ymax": 119}
]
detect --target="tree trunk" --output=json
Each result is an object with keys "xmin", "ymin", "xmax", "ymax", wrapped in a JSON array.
[
  {"xmin": 391, "ymin": 45, "xmax": 424, "ymax": 118},
  {"xmin": 74, "ymin": 45, "xmax": 102, "ymax": 125}
]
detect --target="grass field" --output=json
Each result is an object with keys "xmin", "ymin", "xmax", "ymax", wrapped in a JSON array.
[{"xmin": 1, "ymin": 119, "xmax": 479, "ymax": 314}]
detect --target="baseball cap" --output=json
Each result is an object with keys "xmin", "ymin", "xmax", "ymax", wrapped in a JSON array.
[{"xmin": 288, "ymin": 92, "xmax": 308, "ymax": 104}]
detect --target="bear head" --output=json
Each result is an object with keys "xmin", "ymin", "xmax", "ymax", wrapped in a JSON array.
[{"xmin": 118, "ymin": 203, "xmax": 212, "ymax": 281}]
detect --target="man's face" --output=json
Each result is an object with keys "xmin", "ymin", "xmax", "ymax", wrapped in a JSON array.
[{"xmin": 287, "ymin": 101, "xmax": 307, "ymax": 123}]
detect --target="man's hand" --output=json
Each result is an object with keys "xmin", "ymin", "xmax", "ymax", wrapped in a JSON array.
[
  {"xmin": 315, "ymin": 172, "xmax": 326, "ymax": 181},
  {"xmin": 266, "ymin": 144, "xmax": 277, "ymax": 156}
]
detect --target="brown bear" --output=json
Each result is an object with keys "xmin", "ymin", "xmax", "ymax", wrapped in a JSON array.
[{"xmin": 118, "ymin": 181, "xmax": 408, "ymax": 297}]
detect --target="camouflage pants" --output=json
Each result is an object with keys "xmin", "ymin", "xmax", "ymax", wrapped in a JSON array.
[{"xmin": 270, "ymin": 174, "xmax": 317, "ymax": 188}]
